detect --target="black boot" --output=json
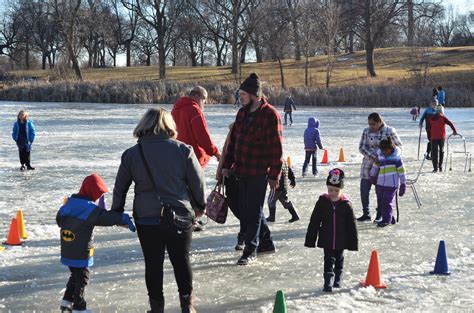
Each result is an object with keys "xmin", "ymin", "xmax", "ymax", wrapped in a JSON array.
[
  {"xmin": 287, "ymin": 205, "xmax": 300, "ymax": 223},
  {"xmin": 333, "ymin": 270, "xmax": 342, "ymax": 288},
  {"xmin": 179, "ymin": 293, "xmax": 196, "ymax": 313},
  {"xmin": 266, "ymin": 207, "xmax": 276, "ymax": 222},
  {"xmin": 323, "ymin": 272, "xmax": 335, "ymax": 292},
  {"xmin": 147, "ymin": 297, "xmax": 164, "ymax": 313}
]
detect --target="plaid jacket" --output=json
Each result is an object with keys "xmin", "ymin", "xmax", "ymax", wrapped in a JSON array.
[
  {"xmin": 359, "ymin": 124, "xmax": 402, "ymax": 179},
  {"xmin": 223, "ymin": 98, "xmax": 283, "ymax": 180}
]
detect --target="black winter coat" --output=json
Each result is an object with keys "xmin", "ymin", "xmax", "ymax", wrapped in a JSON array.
[{"xmin": 304, "ymin": 194, "xmax": 358, "ymax": 251}]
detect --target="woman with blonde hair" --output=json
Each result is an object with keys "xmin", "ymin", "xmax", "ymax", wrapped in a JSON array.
[
  {"xmin": 111, "ymin": 108, "xmax": 206, "ymax": 313},
  {"xmin": 12, "ymin": 110, "xmax": 36, "ymax": 171}
]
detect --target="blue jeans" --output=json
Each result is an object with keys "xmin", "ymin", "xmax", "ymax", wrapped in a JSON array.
[
  {"xmin": 284, "ymin": 112, "xmax": 293, "ymax": 125},
  {"xmin": 360, "ymin": 178, "xmax": 373, "ymax": 216},
  {"xmin": 237, "ymin": 175, "xmax": 273, "ymax": 250},
  {"xmin": 302, "ymin": 151, "xmax": 317, "ymax": 175}
]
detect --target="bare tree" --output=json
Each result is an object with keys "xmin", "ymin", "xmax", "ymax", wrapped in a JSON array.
[
  {"xmin": 133, "ymin": 21, "xmax": 158, "ymax": 66},
  {"xmin": 110, "ymin": 0, "xmax": 138, "ymax": 67},
  {"xmin": 122, "ymin": 0, "xmax": 185, "ymax": 79},
  {"xmin": 406, "ymin": 0, "xmax": 442, "ymax": 46},
  {"xmin": 285, "ymin": 0, "xmax": 302, "ymax": 61},
  {"xmin": 0, "ymin": 9, "xmax": 20, "ymax": 60},
  {"xmin": 53, "ymin": 0, "xmax": 83, "ymax": 80}
]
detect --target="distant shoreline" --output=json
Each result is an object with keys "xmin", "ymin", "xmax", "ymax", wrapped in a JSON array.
[{"xmin": 0, "ymin": 80, "xmax": 472, "ymax": 107}]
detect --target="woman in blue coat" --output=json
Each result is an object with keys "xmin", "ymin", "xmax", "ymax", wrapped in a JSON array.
[{"xmin": 12, "ymin": 110, "xmax": 36, "ymax": 170}]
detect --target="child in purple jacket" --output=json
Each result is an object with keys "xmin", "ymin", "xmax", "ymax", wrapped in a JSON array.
[{"xmin": 303, "ymin": 117, "xmax": 323, "ymax": 177}]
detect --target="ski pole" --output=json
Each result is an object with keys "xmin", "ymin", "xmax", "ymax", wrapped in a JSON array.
[{"xmin": 396, "ymin": 191, "xmax": 399, "ymax": 223}]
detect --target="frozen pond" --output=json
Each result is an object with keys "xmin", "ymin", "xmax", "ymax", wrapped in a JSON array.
[{"xmin": 0, "ymin": 101, "xmax": 473, "ymax": 312}]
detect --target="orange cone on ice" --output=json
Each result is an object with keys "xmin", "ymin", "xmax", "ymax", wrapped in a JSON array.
[
  {"xmin": 4, "ymin": 218, "xmax": 22, "ymax": 246},
  {"xmin": 321, "ymin": 149, "xmax": 329, "ymax": 164},
  {"xmin": 16, "ymin": 209, "xmax": 28, "ymax": 239},
  {"xmin": 360, "ymin": 250, "xmax": 387, "ymax": 289},
  {"xmin": 338, "ymin": 148, "xmax": 346, "ymax": 162}
]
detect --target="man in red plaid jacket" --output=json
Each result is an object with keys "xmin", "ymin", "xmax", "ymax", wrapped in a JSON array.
[{"xmin": 222, "ymin": 73, "xmax": 283, "ymax": 265}]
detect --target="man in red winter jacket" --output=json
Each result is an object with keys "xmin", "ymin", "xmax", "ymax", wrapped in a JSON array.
[
  {"xmin": 172, "ymin": 86, "xmax": 220, "ymax": 168},
  {"xmin": 428, "ymin": 105, "xmax": 457, "ymax": 172}
]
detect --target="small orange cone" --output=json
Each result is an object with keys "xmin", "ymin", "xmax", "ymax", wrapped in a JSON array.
[
  {"xmin": 4, "ymin": 218, "xmax": 22, "ymax": 246},
  {"xmin": 338, "ymin": 148, "xmax": 346, "ymax": 162},
  {"xmin": 16, "ymin": 209, "xmax": 28, "ymax": 239},
  {"xmin": 63, "ymin": 196, "xmax": 68, "ymax": 205},
  {"xmin": 286, "ymin": 156, "xmax": 292, "ymax": 167},
  {"xmin": 360, "ymin": 250, "xmax": 387, "ymax": 288},
  {"xmin": 321, "ymin": 149, "xmax": 329, "ymax": 164}
]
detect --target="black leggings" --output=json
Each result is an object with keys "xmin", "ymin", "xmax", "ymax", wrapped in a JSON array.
[
  {"xmin": 18, "ymin": 149, "xmax": 31, "ymax": 166},
  {"xmin": 63, "ymin": 267, "xmax": 90, "ymax": 310},
  {"xmin": 137, "ymin": 223, "xmax": 193, "ymax": 303},
  {"xmin": 431, "ymin": 139, "xmax": 445, "ymax": 170}
]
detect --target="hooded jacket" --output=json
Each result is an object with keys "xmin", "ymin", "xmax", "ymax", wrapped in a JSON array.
[
  {"xmin": 12, "ymin": 119, "xmax": 36, "ymax": 149},
  {"xmin": 370, "ymin": 147, "xmax": 406, "ymax": 188},
  {"xmin": 304, "ymin": 117, "xmax": 323, "ymax": 151},
  {"xmin": 428, "ymin": 114, "xmax": 457, "ymax": 140},
  {"xmin": 304, "ymin": 194, "xmax": 358, "ymax": 251},
  {"xmin": 56, "ymin": 174, "xmax": 125, "ymax": 268},
  {"xmin": 171, "ymin": 96, "xmax": 219, "ymax": 167}
]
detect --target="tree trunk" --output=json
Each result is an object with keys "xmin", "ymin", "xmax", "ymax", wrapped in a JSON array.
[
  {"xmin": 278, "ymin": 58, "xmax": 285, "ymax": 89},
  {"xmin": 158, "ymin": 37, "xmax": 166, "ymax": 79},
  {"xmin": 67, "ymin": 40, "xmax": 82, "ymax": 80},
  {"xmin": 407, "ymin": 0, "xmax": 414, "ymax": 46},
  {"xmin": 231, "ymin": 3, "xmax": 239, "ymax": 74},
  {"xmin": 366, "ymin": 42, "xmax": 376, "ymax": 77},
  {"xmin": 126, "ymin": 42, "xmax": 131, "ymax": 67},
  {"xmin": 305, "ymin": 55, "xmax": 309, "ymax": 86},
  {"xmin": 292, "ymin": 19, "xmax": 301, "ymax": 61},
  {"xmin": 240, "ymin": 41, "xmax": 247, "ymax": 64},
  {"xmin": 25, "ymin": 41, "xmax": 30, "ymax": 70},
  {"xmin": 42, "ymin": 52, "xmax": 47, "ymax": 70},
  {"xmin": 146, "ymin": 54, "xmax": 151, "ymax": 66}
]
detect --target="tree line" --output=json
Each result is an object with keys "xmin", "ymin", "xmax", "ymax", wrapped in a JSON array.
[{"xmin": 0, "ymin": 0, "xmax": 472, "ymax": 83}]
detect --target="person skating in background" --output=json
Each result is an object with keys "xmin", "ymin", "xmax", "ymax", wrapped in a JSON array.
[
  {"xmin": 304, "ymin": 168, "xmax": 358, "ymax": 292},
  {"xmin": 12, "ymin": 110, "xmax": 36, "ymax": 171},
  {"xmin": 57, "ymin": 173, "xmax": 135, "ymax": 313},
  {"xmin": 369, "ymin": 138, "xmax": 406, "ymax": 227},
  {"xmin": 357, "ymin": 112, "xmax": 402, "ymax": 222},
  {"xmin": 428, "ymin": 105, "xmax": 457, "ymax": 173},
  {"xmin": 302, "ymin": 117, "xmax": 324, "ymax": 177},
  {"xmin": 283, "ymin": 93, "xmax": 297, "ymax": 125},
  {"xmin": 419, "ymin": 98, "xmax": 439, "ymax": 160},
  {"xmin": 266, "ymin": 159, "xmax": 299, "ymax": 223},
  {"xmin": 432, "ymin": 87, "xmax": 439, "ymax": 100},
  {"xmin": 410, "ymin": 105, "xmax": 421, "ymax": 121},
  {"xmin": 437, "ymin": 86, "xmax": 446, "ymax": 105},
  {"xmin": 234, "ymin": 89, "xmax": 241, "ymax": 107}
]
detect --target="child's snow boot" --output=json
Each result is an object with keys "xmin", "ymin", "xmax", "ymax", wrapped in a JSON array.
[
  {"xmin": 288, "ymin": 206, "xmax": 300, "ymax": 223},
  {"xmin": 179, "ymin": 293, "xmax": 196, "ymax": 313},
  {"xmin": 147, "ymin": 297, "xmax": 164, "ymax": 313},
  {"xmin": 333, "ymin": 270, "xmax": 342, "ymax": 288},
  {"xmin": 323, "ymin": 272, "xmax": 335, "ymax": 292},
  {"xmin": 266, "ymin": 207, "xmax": 276, "ymax": 222},
  {"xmin": 60, "ymin": 300, "xmax": 72, "ymax": 312}
]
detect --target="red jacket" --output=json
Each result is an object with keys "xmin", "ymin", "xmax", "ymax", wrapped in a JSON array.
[
  {"xmin": 223, "ymin": 98, "xmax": 283, "ymax": 180},
  {"xmin": 428, "ymin": 114, "xmax": 457, "ymax": 140},
  {"xmin": 172, "ymin": 96, "xmax": 219, "ymax": 167}
]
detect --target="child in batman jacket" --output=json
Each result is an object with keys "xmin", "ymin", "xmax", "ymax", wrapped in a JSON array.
[
  {"xmin": 56, "ymin": 173, "xmax": 135, "ymax": 313},
  {"xmin": 304, "ymin": 168, "xmax": 358, "ymax": 292}
]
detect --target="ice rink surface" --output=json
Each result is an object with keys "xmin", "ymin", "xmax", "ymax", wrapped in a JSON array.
[{"xmin": 1, "ymin": 101, "xmax": 473, "ymax": 312}]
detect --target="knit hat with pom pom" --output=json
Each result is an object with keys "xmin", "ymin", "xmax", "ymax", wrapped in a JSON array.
[{"xmin": 239, "ymin": 73, "xmax": 261, "ymax": 97}]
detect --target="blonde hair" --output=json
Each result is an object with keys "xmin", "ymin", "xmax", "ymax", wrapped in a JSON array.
[
  {"xmin": 17, "ymin": 110, "xmax": 29, "ymax": 120},
  {"xmin": 133, "ymin": 108, "xmax": 177, "ymax": 139}
]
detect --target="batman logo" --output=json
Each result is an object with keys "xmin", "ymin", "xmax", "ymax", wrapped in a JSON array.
[{"xmin": 61, "ymin": 230, "xmax": 75, "ymax": 242}]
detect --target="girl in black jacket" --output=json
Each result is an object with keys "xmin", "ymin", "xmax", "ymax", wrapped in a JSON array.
[{"xmin": 304, "ymin": 168, "xmax": 358, "ymax": 292}]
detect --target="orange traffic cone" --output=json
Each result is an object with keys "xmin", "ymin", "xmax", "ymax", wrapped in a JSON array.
[
  {"xmin": 321, "ymin": 149, "xmax": 329, "ymax": 164},
  {"xmin": 4, "ymin": 218, "xmax": 22, "ymax": 246},
  {"xmin": 360, "ymin": 250, "xmax": 387, "ymax": 288},
  {"xmin": 63, "ymin": 196, "xmax": 68, "ymax": 205},
  {"xmin": 16, "ymin": 209, "xmax": 28, "ymax": 239},
  {"xmin": 286, "ymin": 156, "xmax": 292, "ymax": 167},
  {"xmin": 338, "ymin": 148, "xmax": 346, "ymax": 162}
]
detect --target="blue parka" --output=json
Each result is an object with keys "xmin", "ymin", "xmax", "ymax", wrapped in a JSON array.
[
  {"xmin": 12, "ymin": 120, "xmax": 36, "ymax": 150},
  {"xmin": 304, "ymin": 117, "xmax": 323, "ymax": 151}
]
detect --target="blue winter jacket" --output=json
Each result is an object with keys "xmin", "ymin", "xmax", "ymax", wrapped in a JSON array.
[
  {"xmin": 304, "ymin": 117, "xmax": 323, "ymax": 151},
  {"xmin": 419, "ymin": 107, "xmax": 437, "ymax": 128},
  {"xmin": 437, "ymin": 90, "xmax": 445, "ymax": 105},
  {"xmin": 56, "ymin": 195, "xmax": 125, "ymax": 268},
  {"xmin": 12, "ymin": 120, "xmax": 36, "ymax": 149}
]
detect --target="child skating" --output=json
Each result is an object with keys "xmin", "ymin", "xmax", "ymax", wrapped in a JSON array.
[
  {"xmin": 304, "ymin": 168, "xmax": 358, "ymax": 292},
  {"xmin": 266, "ymin": 159, "xmax": 299, "ymax": 223},
  {"xmin": 369, "ymin": 138, "xmax": 406, "ymax": 227},
  {"xmin": 57, "ymin": 173, "xmax": 135, "ymax": 313},
  {"xmin": 302, "ymin": 117, "xmax": 323, "ymax": 177},
  {"xmin": 427, "ymin": 105, "xmax": 457, "ymax": 172},
  {"xmin": 12, "ymin": 110, "xmax": 36, "ymax": 171}
]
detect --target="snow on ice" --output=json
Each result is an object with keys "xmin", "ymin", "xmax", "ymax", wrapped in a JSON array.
[{"xmin": 0, "ymin": 101, "xmax": 473, "ymax": 312}]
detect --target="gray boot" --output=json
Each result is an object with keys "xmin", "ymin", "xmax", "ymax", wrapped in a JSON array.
[
  {"xmin": 323, "ymin": 272, "xmax": 335, "ymax": 292},
  {"xmin": 179, "ymin": 293, "xmax": 196, "ymax": 313}
]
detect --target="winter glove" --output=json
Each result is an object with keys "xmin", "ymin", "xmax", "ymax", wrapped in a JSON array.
[
  {"xmin": 98, "ymin": 195, "xmax": 107, "ymax": 210},
  {"xmin": 399, "ymin": 184, "xmax": 406, "ymax": 197},
  {"xmin": 370, "ymin": 176, "xmax": 377, "ymax": 185},
  {"xmin": 121, "ymin": 213, "xmax": 136, "ymax": 232}
]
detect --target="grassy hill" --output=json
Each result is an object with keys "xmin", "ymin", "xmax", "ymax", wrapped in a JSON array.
[{"xmin": 9, "ymin": 46, "xmax": 474, "ymax": 88}]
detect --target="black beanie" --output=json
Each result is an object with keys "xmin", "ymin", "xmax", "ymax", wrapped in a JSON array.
[
  {"xmin": 239, "ymin": 73, "xmax": 260, "ymax": 97},
  {"xmin": 326, "ymin": 168, "xmax": 345, "ymax": 189}
]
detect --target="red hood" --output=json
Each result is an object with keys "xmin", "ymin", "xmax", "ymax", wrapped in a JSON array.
[
  {"xmin": 173, "ymin": 96, "xmax": 199, "ymax": 111},
  {"xmin": 78, "ymin": 173, "xmax": 108, "ymax": 201}
]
